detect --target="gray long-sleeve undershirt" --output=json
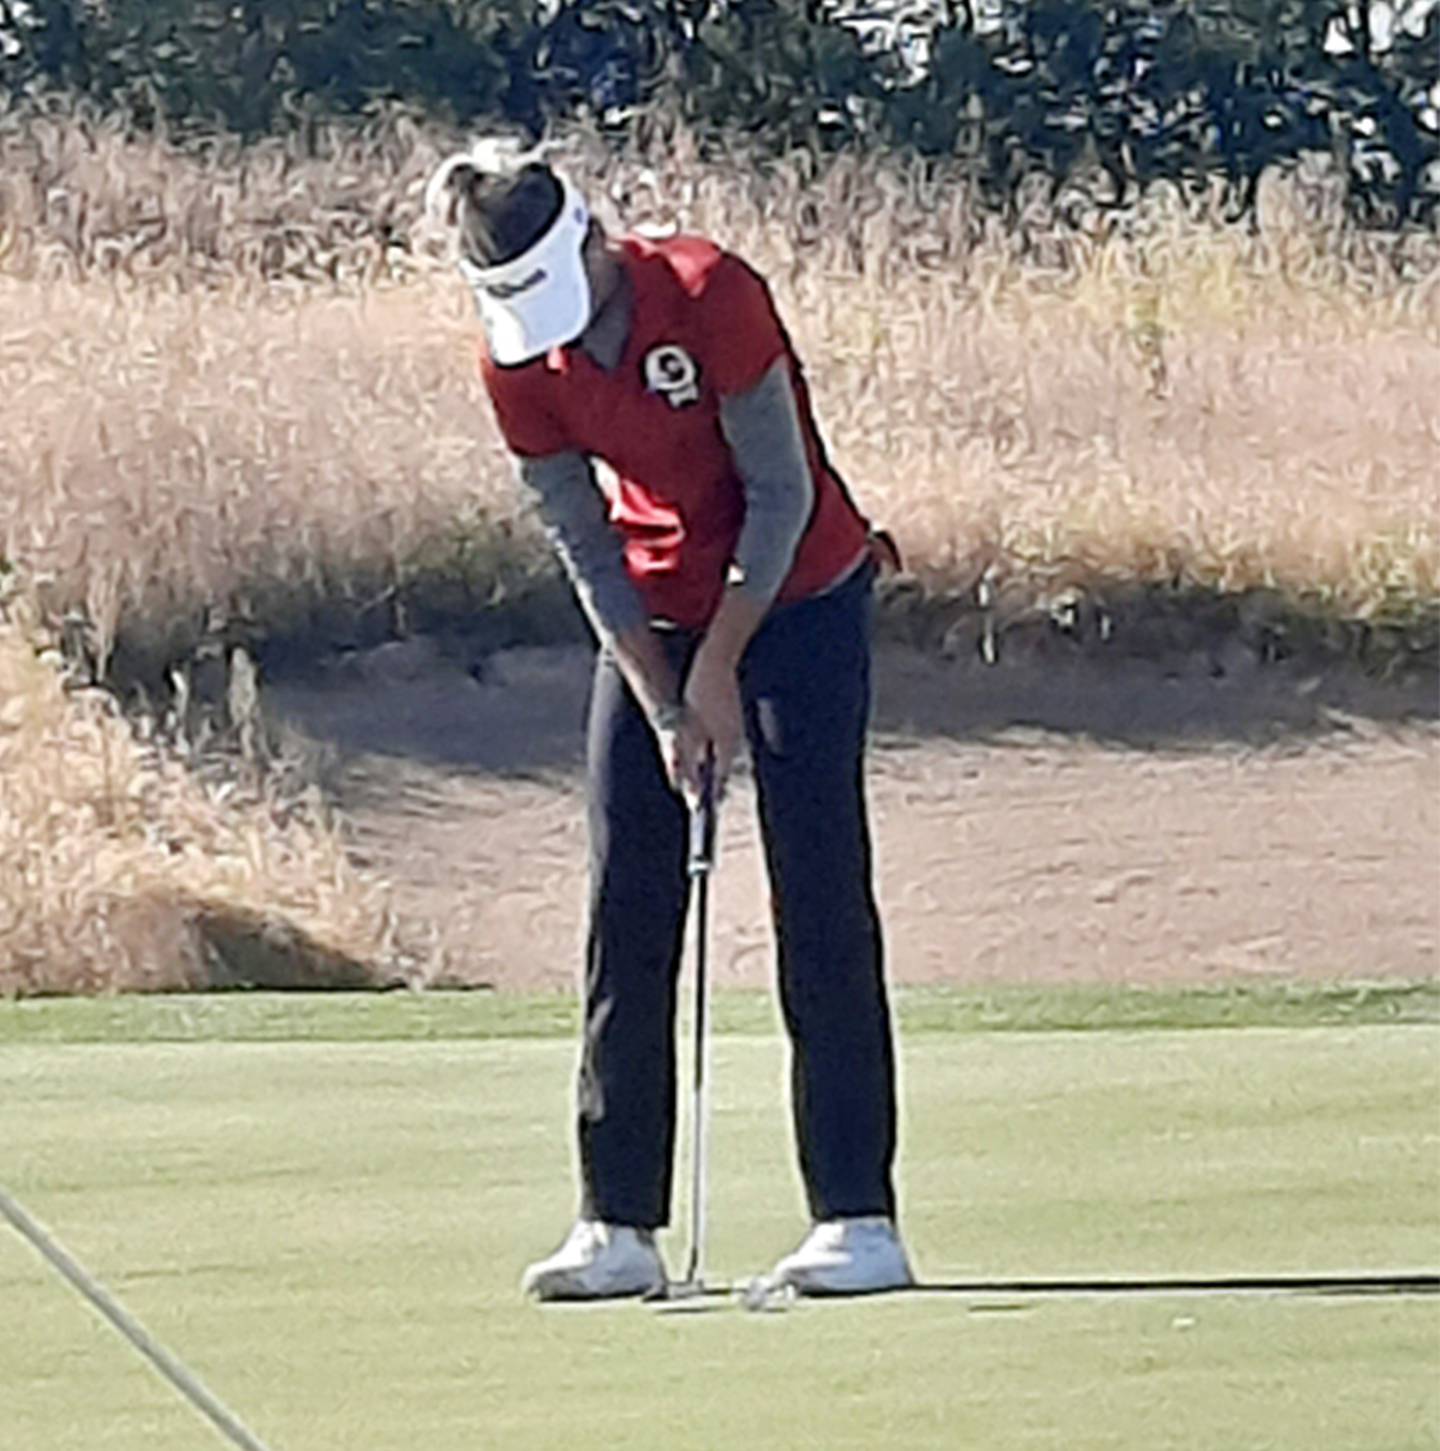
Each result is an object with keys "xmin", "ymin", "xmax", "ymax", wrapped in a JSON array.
[{"xmin": 514, "ymin": 358, "xmax": 814, "ymax": 640}]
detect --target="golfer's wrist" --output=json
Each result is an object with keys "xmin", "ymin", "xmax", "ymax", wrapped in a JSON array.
[{"xmin": 651, "ymin": 700, "xmax": 686, "ymax": 734}]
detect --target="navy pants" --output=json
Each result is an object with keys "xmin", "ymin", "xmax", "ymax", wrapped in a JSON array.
[{"xmin": 577, "ymin": 563, "xmax": 898, "ymax": 1228}]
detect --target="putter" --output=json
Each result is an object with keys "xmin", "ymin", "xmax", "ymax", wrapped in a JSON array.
[
  {"xmin": 0, "ymin": 1184, "xmax": 279, "ymax": 1451},
  {"xmin": 648, "ymin": 756, "xmax": 718, "ymax": 1304}
]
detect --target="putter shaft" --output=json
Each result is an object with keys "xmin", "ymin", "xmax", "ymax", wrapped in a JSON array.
[{"xmin": 682, "ymin": 763, "xmax": 716, "ymax": 1290}]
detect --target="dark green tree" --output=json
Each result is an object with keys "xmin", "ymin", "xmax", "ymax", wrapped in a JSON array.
[{"xmin": 3, "ymin": 0, "xmax": 1435, "ymax": 224}]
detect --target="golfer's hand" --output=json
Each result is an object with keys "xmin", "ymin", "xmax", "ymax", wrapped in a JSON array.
[
  {"xmin": 654, "ymin": 704, "xmax": 714, "ymax": 804},
  {"xmin": 683, "ymin": 650, "xmax": 743, "ymax": 792}
]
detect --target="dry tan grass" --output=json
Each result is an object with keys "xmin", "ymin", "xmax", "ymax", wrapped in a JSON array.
[
  {"xmin": 1, "ymin": 110, "xmax": 1436, "ymax": 995},
  {"xmin": 3, "ymin": 111, "xmax": 1436, "ymax": 665},
  {"xmin": 0, "ymin": 585, "xmax": 399, "ymax": 995}
]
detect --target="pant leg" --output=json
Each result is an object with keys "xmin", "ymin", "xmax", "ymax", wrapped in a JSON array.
[
  {"xmin": 577, "ymin": 643, "xmax": 691, "ymax": 1229},
  {"xmin": 740, "ymin": 565, "xmax": 898, "ymax": 1221}
]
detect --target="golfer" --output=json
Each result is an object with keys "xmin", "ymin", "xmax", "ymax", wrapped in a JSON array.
[{"xmin": 428, "ymin": 145, "xmax": 912, "ymax": 1300}]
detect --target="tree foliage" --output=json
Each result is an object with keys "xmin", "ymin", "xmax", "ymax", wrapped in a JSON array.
[{"xmin": 2, "ymin": 0, "xmax": 1436, "ymax": 223}]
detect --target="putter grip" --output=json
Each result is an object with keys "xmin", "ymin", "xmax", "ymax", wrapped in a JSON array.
[{"xmin": 689, "ymin": 757, "xmax": 716, "ymax": 875}]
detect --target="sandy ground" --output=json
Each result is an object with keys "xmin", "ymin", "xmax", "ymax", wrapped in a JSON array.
[{"xmin": 264, "ymin": 638, "xmax": 1440, "ymax": 992}]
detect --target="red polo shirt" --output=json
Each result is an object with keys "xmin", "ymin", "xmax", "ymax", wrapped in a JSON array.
[{"xmin": 479, "ymin": 234, "xmax": 871, "ymax": 629}]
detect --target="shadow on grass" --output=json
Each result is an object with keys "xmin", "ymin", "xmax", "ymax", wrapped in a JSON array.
[
  {"xmin": 642, "ymin": 1273, "xmax": 1440, "ymax": 1317},
  {"xmin": 906, "ymin": 1273, "xmax": 1440, "ymax": 1300}
]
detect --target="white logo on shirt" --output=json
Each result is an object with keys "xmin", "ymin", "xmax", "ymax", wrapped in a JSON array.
[{"xmin": 643, "ymin": 344, "xmax": 701, "ymax": 408}]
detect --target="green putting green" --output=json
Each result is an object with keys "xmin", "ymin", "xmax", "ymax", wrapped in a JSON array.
[{"xmin": 1, "ymin": 1001, "xmax": 1436, "ymax": 1450}]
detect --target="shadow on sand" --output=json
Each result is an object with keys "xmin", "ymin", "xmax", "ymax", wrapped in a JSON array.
[{"xmin": 262, "ymin": 631, "xmax": 1438, "ymax": 780}]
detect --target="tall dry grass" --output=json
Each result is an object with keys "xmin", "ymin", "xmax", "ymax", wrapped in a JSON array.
[
  {"xmin": 0, "ymin": 583, "xmax": 399, "ymax": 994},
  {"xmin": 0, "ymin": 107, "xmax": 1436, "ymax": 994},
  {"xmin": 3, "ymin": 107, "xmax": 1437, "ymax": 672}
]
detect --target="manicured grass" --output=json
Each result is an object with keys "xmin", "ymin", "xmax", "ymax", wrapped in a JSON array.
[
  {"xmin": 2, "ymin": 977, "xmax": 1437, "ymax": 1044},
  {"xmin": 2, "ymin": 1020, "xmax": 1436, "ymax": 1449}
]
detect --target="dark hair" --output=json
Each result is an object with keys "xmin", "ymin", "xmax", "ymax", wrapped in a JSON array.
[{"xmin": 446, "ymin": 162, "xmax": 565, "ymax": 267}]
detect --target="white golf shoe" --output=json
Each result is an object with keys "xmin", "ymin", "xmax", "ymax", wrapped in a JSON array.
[
  {"xmin": 769, "ymin": 1216, "xmax": 915, "ymax": 1296},
  {"xmin": 520, "ymin": 1220, "xmax": 667, "ymax": 1302}
]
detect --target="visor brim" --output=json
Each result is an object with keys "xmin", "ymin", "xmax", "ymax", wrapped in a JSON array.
[{"xmin": 463, "ymin": 177, "xmax": 592, "ymax": 366}]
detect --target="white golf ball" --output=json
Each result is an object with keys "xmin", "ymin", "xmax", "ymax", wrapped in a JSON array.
[{"xmin": 740, "ymin": 1275, "xmax": 791, "ymax": 1313}]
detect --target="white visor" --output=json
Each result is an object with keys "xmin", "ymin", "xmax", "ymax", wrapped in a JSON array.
[{"xmin": 459, "ymin": 174, "xmax": 592, "ymax": 366}]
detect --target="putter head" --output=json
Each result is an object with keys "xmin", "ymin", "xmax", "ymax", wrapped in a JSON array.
[{"xmin": 642, "ymin": 1276, "xmax": 711, "ymax": 1311}]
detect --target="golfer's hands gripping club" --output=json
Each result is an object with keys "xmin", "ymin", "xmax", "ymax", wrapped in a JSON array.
[
  {"xmin": 680, "ymin": 646, "xmax": 743, "ymax": 800},
  {"xmin": 653, "ymin": 702, "xmax": 714, "ymax": 807},
  {"xmin": 653, "ymin": 648, "xmax": 742, "ymax": 808}
]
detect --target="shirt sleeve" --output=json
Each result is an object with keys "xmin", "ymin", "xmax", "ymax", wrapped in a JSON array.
[
  {"xmin": 697, "ymin": 256, "xmax": 790, "ymax": 397},
  {"xmin": 480, "ymin": 352, "xmax": 571, "ymax": 458},
  {"xmin": 718, "ymin": 360, "xmax": 815, "ymax": 605},
  {"xmin": 515, "ymin": 452, "xmax": 650, "ymax": 641}
]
